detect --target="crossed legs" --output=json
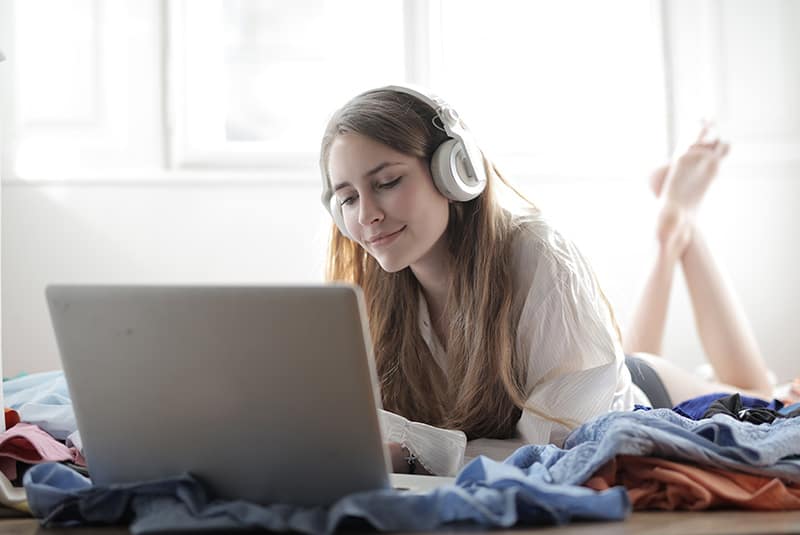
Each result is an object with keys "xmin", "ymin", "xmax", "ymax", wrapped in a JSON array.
[{"xmin": 623, "ymin": 128, "xmax": 773, "ymax": 403}]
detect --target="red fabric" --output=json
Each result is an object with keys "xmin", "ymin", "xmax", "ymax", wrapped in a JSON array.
[
  {"xmin": 585, "ymin": 455, "xmax": 800, "ymax": 511},
  {"xmin": 4, "ymin": 408, "xmax": 20, "ymax": 430}
]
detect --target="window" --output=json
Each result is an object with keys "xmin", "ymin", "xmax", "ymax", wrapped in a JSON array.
[
  {"xmin": 434, "ymin": 0, "xmax": 667, "ymax": 180},
  {"xmin": 2, "ymin": 0, "xmax": 668, "ymax": 182},
  {"xmin": 7, "ymin": 0, "xmax": 164, "ymax": 181},
  {"xmin": 170, "ymin": 0, "xmax": 407, "ymax": 170}
]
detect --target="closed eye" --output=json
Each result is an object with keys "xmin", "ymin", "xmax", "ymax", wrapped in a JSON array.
[
  {"xmin": 379, "ymin": 176, "xmax": 403, "ymax": 189},
  {"xmin": 339, "ymin": 177, "xmax": 402, "ymax": 207}
]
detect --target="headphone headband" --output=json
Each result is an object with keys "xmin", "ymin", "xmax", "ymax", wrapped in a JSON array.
[{"xmin": 380, "ymin": 84, "xmax": 486, "ymax": 189}]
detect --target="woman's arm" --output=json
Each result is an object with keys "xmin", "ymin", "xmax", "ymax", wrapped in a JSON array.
[{"xmin": 379, "ymin": 410, "xmax": 466, "ymax": 476}]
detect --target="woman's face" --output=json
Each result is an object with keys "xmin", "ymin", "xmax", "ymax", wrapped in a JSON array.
[{"xmin": 327, "ymin": 132, "xmax": 450, "ymax": 273}]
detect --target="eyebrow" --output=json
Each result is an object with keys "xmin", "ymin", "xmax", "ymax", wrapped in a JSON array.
[{"xmin": 332, "ymin": 161, "xmax": 402, "ymax": 192}]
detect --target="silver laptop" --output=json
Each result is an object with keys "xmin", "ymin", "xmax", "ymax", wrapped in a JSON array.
[{"xmin": 46, "ymin": 284, "xmax": 452, "ymax": 506}]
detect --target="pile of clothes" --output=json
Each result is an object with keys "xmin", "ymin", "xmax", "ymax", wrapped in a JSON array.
[
  {"xmin": 4, "ymin": 371, "xmax": 800, "ymax": 534},
  {"xmin": 0, "ymin": 371, "xmax": 86, "ymax": 513}
]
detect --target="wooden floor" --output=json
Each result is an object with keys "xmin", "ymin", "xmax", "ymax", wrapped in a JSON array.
[{"xmin": 1, "ymin": 511, "xmax": 800, "ymax": 534}]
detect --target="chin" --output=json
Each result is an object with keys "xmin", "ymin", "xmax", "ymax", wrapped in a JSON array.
[{"xmin": 374, "ymin": 255, "xmax": 410, "ymax": 273}]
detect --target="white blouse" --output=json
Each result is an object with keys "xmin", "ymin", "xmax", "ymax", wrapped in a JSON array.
[{"xmin": 379, "ymin": 213, "xmax": 649, "ymax": 476}]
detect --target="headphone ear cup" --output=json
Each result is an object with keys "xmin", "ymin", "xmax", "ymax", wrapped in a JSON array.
[
  {"xmin": 431, "ymin": 139, "xmax": 485, "ymax": 202},
  {"xmin": 329, "ymin": 195, "xmax": 352, "ymax": 240}
]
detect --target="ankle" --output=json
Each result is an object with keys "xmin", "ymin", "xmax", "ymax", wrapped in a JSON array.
[{"xmin": 655, "ymin": 201, "xmax": 693, "ymax": 259}]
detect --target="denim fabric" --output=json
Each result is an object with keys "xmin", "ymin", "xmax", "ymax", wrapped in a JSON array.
[
  {"xmin": 20, "ymin": 375, "xmax": 800, "ymax": 534},
  {"xmin": 779, "ymin": 402, "xmax": 800, "ymax": 417},
  {"xmin": 505, "ymin": 408, "xmax": 800, "ymax": 487},
  {"xmin": 24, "ymin": 459, "xmax": 629, "ymax": 534}
]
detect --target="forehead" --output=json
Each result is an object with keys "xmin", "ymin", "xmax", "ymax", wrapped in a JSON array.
[{"xmin": 327, "ymin": 133, "xmax": 413, "ymax": 185}]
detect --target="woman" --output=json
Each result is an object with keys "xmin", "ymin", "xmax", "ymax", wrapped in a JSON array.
[{"xmin": 318, "ymin": 85, "xmax": 779, "ymax": 476}]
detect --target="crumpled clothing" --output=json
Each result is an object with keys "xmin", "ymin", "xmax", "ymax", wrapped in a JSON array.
[
  {"xmin": 505, "ymin": 408, "xmax": 800, "ymax": 486},
  {"xmin": 3, "ymin": 371, "xmax": 77, "ymax": 440},
  {"xmin": 702, "ymin": 393, "xmax": 795, "ymax": 425},
  {"xmin": 0, "ymin": 423, "xmax": 82, "ymax": 481},
  {"xmin": 585, "ymin": 455, "xmax": 800, "ymax": 511},
  {"xmin": 23, "ymin": 458, "xmax": 629, "ymax": 534},
  {"xmin": 673, "ymin": 392, "xmax": 782, "ymax": 421},
  {"xmin": 4, "ymin": 409, "xmax": 20, "ymax": 430},
  {"xmin": 780, "ymin": 402, "xmax": 800, "ymax": 417}
]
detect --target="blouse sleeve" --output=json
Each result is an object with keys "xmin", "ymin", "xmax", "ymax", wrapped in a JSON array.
[
  {"xmin": 514, "ymin": 224, "xmax": 633, "ymax": 447},
  {"xmin": 378, "ymin": 409, "xmax": 467, "ymax": 476}
]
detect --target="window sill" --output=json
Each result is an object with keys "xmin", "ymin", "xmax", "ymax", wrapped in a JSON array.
[{"xmin": 1, "ymin": 167, "xmax": 322, "ymax": 188}]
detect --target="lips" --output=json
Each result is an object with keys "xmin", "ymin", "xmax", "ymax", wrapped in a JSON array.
[{"xmin": 367, "ymin": 226, "xmax": 405, "ymax": 246}]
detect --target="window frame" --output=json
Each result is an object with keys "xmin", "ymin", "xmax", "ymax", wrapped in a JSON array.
[{"xmin": 165, "ymin": 0, "xmax": 425, "ymax": 179}]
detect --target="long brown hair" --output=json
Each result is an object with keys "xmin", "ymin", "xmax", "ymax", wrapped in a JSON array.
[{"xmin": 320, "ymin": 89, "xmax": 577, "ymax": 439}]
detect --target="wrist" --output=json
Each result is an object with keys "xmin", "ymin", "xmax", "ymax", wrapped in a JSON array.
[{"xmin": 400, "ymin": 444, "xmax": 417, "ymax": 474}]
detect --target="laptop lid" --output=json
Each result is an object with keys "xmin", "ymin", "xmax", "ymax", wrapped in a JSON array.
[{"xmin": 46, "ymin": 284, "xmax": 391, "ymax": 506}]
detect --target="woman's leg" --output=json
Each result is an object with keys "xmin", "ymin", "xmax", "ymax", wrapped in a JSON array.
[
  {"xmin": 680, "ymin": 227, "xmax": 771, "ymax": 396},
  {"xmin": 623, "ymin": 167, "xmax": 690, "ymax": 356},
  {"xmin": 625, "ymin": 128, "xmax": 772, "ymax": 401},
  {"xmin": 630, "ymin": 352, "xmax": 771, "ymax": 404}
]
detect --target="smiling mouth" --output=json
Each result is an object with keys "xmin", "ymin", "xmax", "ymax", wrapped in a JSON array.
[{"xmin": 369, "ymin": 226, "xmax": 405, "ymax": 246}]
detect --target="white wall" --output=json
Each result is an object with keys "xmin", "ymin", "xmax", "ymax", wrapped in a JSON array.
[
  {"xmin": 1, "ymin": 182, "xmax": 330, "ymax": 376},
  {"xmin": 3, "ymin": 166, "xmax": 799, "ymax": 382}
]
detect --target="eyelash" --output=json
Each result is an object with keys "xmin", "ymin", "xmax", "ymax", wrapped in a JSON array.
[{"xmin": 340, "ymin": 176, "xmax": 403, "ymax": 207}]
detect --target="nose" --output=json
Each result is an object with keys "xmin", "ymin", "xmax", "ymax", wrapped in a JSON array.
[{"xmin": 357, "ymin": 192, "xmax": 384, "ymax": 227}]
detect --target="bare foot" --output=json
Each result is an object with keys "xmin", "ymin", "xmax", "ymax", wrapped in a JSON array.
[
  {"xmin": 660, "ymin": 124, "xmax": 730, "ymax": 216},
  {"xmin": 648, "ymin": 124, "xmax": 730, "ymax": 258}
]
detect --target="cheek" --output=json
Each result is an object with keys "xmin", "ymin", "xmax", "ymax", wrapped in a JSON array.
[
  {"xmin": 388, "ymin": 192, "xmax": 417, "ymax": 218},
  {"xmin": 399, "ymin": 179, "xmax": 444, "ymax": 220},
  {"xmin": 431, "ymin": 199, "xmax": 450, "ymax": 234},
  {"xmin": 343, "ymin": 210, "xmax": 364, "ymax": 242},
  {"xmin": 414, "ymin": 189, "xmax": 449, "ymax": 229}
]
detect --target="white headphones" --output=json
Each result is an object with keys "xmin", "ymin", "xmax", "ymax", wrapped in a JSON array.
[{"xmin": 320, "ymin": 84, "xmax": 487, "ymax": 240}]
